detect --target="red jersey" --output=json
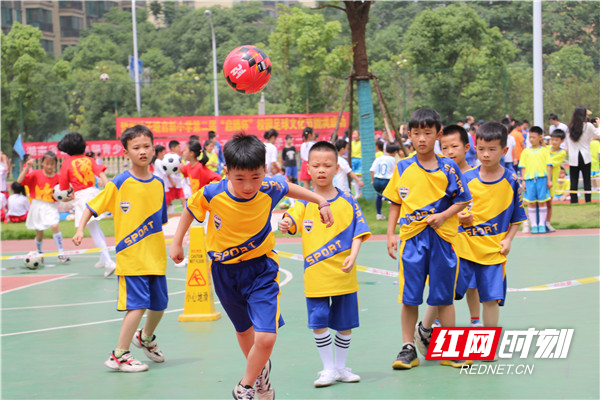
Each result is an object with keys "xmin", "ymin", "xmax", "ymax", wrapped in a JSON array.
[
  {"xmin": 59, "ymin": 155, "xmax": 106, "ymax": 192},
  {"xmin": 181, "ymin": 162, "xmax": 221, "ymax": 193},
  {"xmin": 22, "ymin": 170, "xmax": 59, "ymax": 202}
]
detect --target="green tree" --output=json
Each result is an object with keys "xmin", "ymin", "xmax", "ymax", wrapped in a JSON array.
[{"xmin": 141, "ymin": 48, "xmax": 176, "ymax": 79}]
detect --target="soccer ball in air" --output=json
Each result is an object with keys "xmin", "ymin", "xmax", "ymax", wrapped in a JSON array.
[
  {"xmin": 24, "ymin": 252, "xmax": 44, "ymax": 270},
  {"xmin": 162, "ymin": 155, "xmax": 181, "ymax": 174},
  {"xmin": 99, "ymin": 73, "xmax": 110, "ymax": 82},
  {"xmin": 223, "ymin": 45, "xmax": 271, "ymax": 94},
  {"xmin": 53, "ymin": 184, "xmax": 73, "ymax": 202}
]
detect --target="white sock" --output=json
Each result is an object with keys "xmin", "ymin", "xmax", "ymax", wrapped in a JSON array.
[
  {"xmin": 52, "ymin": 232, "xmax": 64, "ymax": 253},
  {"xmin": 334, "ymin": 332, "xmax": 352, "ymax": 370},
  {"xmin": 87, "ymin": 220, "xmax": 112, "ymax": 264},
  {"xmin": 527, "ymin": 206, "xmax": 537, "ymax": 227},
  {"xmin": 35, "ymin": 239, "xmax": 43, "ymax": 253},
  {"xmin": 314, "ymin": 331, "xmax": 334, "ymax": 370},
  {"xmin": 538, "ymin": 206, "xmax": 548, "ymax": 227}
]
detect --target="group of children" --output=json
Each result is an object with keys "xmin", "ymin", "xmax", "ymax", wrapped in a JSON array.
[{"xmin": 7, "ymin": 107, "xmax": 585, "ymax": 400}]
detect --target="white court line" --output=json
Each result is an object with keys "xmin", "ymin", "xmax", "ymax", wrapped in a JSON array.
[
  {"xmin": 0, "ymin": 268, "xmax": 292, "ymax": 337},
  {"xmin": 1, "ymin": 274, "xmax": 77, "ymax": 295}
]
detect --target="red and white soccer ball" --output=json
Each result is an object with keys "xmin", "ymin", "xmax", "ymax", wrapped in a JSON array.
[{"xmin": 223, "ymin": 45, "xmax": 272, "ymax": 94}]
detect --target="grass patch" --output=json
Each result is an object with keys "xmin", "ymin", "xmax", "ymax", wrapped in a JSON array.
[
  {"xmin": 0, "ymin": 218, "xmax": 115, "ymax": 241},
  {"xmin": 549, "ymin": 203, "xmax": 600, "ymax": 230}
]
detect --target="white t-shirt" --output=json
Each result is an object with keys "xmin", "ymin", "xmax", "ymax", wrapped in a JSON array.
[
  {"xmin": 300, "ymin": 141, "xmax": 315, "ymax": 162},
  {"xmin": 153, "ymin": 159, "xmax": 170, "ymax": 191},
  {"xmin": 505, "ymin": 134, "xmax": 516, "ymax": 163},
  {"xmin": 0, "ymin": 161, "xmax": 7, "ymax": 192},
  {"xmin": 166, "ymin": 153, "xmax": 184, "ymax": 188},
  {"xmin": 7, "ymin": 194, "xmax": 29, "ymax": 217},
  {"xmin": 264, "ymin": 142, "xmax": 278, "ymax": 176},
  {"xmin": 370, "ymin": 155, "xmax": 396, "ymax": 179},
  {"xmin": 333, "ymin": 156, "xmax": 352, "ymax": 192}
]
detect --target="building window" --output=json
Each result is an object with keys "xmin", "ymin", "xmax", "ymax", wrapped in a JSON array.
[
  {"xmin": 26, "ymin": 8, "xmax": 53, "ymax": 32},
  {"xmin": 59, "ymin": 1, "xmax": 83, "ymax": 11},
  {"xmin": 41, "ymin": 39, "xmax": 54, "ymax": 56},
  {"xmin": 60, "ymin": 16, "xmax": 83, "ymax": 37}
]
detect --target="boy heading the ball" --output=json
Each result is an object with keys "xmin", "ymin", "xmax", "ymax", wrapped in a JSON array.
[
  {"xmin": 170, "ymin": 133, "xmax": 334, "ymax": 400},
  {"xmin": 73, "ymin": 125, "xmax": 169, "ymax": 373}
]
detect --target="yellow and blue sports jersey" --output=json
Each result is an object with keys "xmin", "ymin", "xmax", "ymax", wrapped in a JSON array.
[
  {"xmin": 547, "ymin": 147, "xmax": 566, "ymax": 197},
  {"xmin": 382, "ymin": 154, "xmax": 472, "ymax": 242},
  {"xmin": 284, "ymin": 189, "xmax": 371, "ymax": 298},
  {"xmin": 87, "ymin": 170, "xmax": 168, "ymax": 276},
  {"xmin": 519, "ymin": 147, "xmax": 551, "ymax": 180},
  {"xmin": 187, "ymin": 176, "xmax": 288, "ymax": 264},
  {"xmin": 453, "ymin": 166, "xmax": 527, "ymax": 265},
  {"xmin": 351, "ymin": 140, "xmax": 362, "ymax": 159}
]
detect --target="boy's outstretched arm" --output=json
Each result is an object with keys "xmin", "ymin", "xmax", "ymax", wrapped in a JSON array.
[
  {"xmin": 427, "ymin": 202, "xmax": 468, "ymax": 230},
  {"xmin": 73, "ymin": 208, "xmax": 93, "ymax": 246},
  {"xmin": 287, "ymin": 183, "xmax": 333, "ymax": 227},
  {"xmin": 387, "ymin": 203, "xmax": 401, "ymax": 259},
  {"xmin": 499, "ymin": 223, "xmax": 520, "ymax": 256},
  {"xmin": 342, "ymin": 237, "xmax": 363, "ymax": 273},
  {"xmin": 169, "ymin": 208, "xmax": 194, "ymax": 263}
]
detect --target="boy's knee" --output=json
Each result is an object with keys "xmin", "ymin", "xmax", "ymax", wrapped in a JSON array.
[{"xmin": 254, "ymin": 332, "xmax": 277, "ymax": 350}]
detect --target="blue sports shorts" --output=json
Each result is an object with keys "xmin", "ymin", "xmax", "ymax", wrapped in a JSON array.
[
  {"xmin": 524, "ymin": 177, "xmax": 550, "ymax": 203},
  {"xmin": 306, "ymin": 292, "xmax": 359, "ymax": 331},
  {"xmin": 455, "ymin": 259, "xmax": 506, "ymax": 306},
  {"xmin": 351, "ymin": 158, "xmax": 362, "ymax": 175},
  {"xmin": 398, "ymin": 227, "xmax": 458, "ymax": 306},
  {"xmin": 117, "ymin": 275, "xmax": 168, "ymax": 311},
  {"xmin": 211, "ymin": 254, "xmax": 284, "ymax": 333}
]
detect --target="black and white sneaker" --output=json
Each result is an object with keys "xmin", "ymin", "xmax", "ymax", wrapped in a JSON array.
[
  {"xmin": 233, "ymin": 382, "xmax": 255, "ymax": 400},
  {"xmin": 255, "ymin": 359, "xmax": 273, "ymax": 400},
  {"xmin": 414, "ymin": 321, "xmax": 432, "ymax": 357},
  {"xmin": 132, "ymin": 329, "xmax": 165, "ymax": 362},
  {"xmin": 392, "ymin": 343, "xmax": 419, "ymax": 370}
]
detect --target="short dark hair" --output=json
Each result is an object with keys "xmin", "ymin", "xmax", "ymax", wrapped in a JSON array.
[
  {"xmin": 442, "ymin": 124, "xmax": 469, "ymax": 146},
  {"xmin": 335, "ymin": 139, "xmax": 348, "ymax": 152},
  {"xmin": 57, "ymin": 132, "xmax": 86, "ymax": 156},
  {"xmin": 11, "ymin": 181, "xmax": 26, "ymax": 196},
  {"xmin": 41, "ymin": 151, "xmax": 58, "ymax": 164},
  {"xmin": 550, "ymin": 129, "xmax": 566, "ymax": 139},
  {"xmin": 302, "ymin": 127, "xmax": 314, "ymax": 139},
  {"xmin": 386, "ymin": 142, "xmax": 400, "ymax": 154},
  {"xmin": 264, "ymin": 128, "xmax": 279, "ymax": 140},
  {"xmin": 408, "ymin": 108, "xmax": 442, "ymax": 132},
  {"xmin": 120, "ymin": 125, "xmax": 154, "ymax": 149},
  {"xmin": 189, "ymin": 134, "xmax": 200, "ymax": 142},
  {"xmin": 155, "ymin": 144, "xmax": 166, "ymax": 154},
  {"xmin": 208, "ymin": 130, "xmax": 216, "ymax": 139},
  {"xmin": 309, "ymin": 141, "xmax": 337, "ymax": 159},
  {"xmin": 223, "ymin": 133, "xmax": 265, "ymax": 171},
  {"xmin": 168, "ymin": 140, "xmax": 180, "ymax": 150},
  {"xmin": 285, "ymin": 134, "xmax": 292, "ymax": 140},
  {"xmin": 549, "ymin": 113, "xmax": 558, "ymax": 121},
  {"xmin": 187, "ymin": 139, "xmax": 202, "ymax": 159},
  {"xmin": 529, "ymin": 126, "xmax": 544, "ymax": 136},
  {"xmin": 476, "ymin": 121, "xmax": 508, "ymax": 147},
  {"xmin": 376, "ymin": 141, "xmax": 384, "ymax": 151}
]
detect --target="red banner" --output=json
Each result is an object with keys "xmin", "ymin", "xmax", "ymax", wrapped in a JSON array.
[{"xmin": 116, "ymin": 113, "xmax": 349, "ymax": 149}]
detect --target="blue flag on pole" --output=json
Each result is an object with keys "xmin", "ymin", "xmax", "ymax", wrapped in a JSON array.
[{"xmin": 13, "ymin": 134, "xmax": 25, "ymax": 159}]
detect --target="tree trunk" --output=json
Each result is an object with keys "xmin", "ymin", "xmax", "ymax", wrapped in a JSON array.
[{"xmin": 344, "ymin": 1, "xmax": 376, "ymax": 201}]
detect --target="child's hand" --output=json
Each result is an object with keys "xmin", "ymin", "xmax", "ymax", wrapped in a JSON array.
[
  {"xmin": 426, "ymin": 213, "xmax": 447, "ymax": 230},
  {"xmin": 341, "ymin": 255, "xmax": 356, "ymax": 273},
  {"xmin": 319, "ymin": 204, "xmax": 334, "ymax": 227},
  {"xmin": 458, "ymin": 211, "xmax": 473, "ymax": 226},
  {"xmin": 547, "ymin": 179, "xmax": 553, "ymax": 189},
  {"xmin": 279, "ymin": 216, "xmax": 292, "ymax": 234},
  {"xmin": 169, "ymin": 243, "xmax": 185, "ymax": 264},
  {"xmin": 72, "ymin": 231, "xmax": 84, "ymax": 246},
  {"xmin": 387, "ymin": 235, "xmax": 397, "ymax": 260},
  {"xmin": 499, "ymin": 238, "xmax": 512, "ymax": 255},
  {"xmin": 357, "ymin": 178, "xmax": 364, "ymax": 188}
]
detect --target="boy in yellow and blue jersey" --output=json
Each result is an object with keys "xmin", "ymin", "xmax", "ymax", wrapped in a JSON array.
[
  {"xmin": 590, "ymin": 138, "xmax": 600, "ymax": 191},
  {"xmin": 518, "ymin": 126, "xmax": 552, "ymax": 233},
  {"xmin": 73, "ymin": 125, "xmax": 168, "ymax": 372},
  {"xmin": 546, "ymin": 129, "xmax": 567, "ymax": 232},
  {"xmin": 454, "ymin": 122, "xmax": 526, "ymax": 329},
  {"xmin": 279, "ymin": 141, "xmax": 370, "ymax": 388},
  {"xmin": 383, "ymin": 108, "xmax": 472, "ymax": 370},
  {"xmin": 170, "ymin": 133, "xmax": 334, "ymax": 400}
]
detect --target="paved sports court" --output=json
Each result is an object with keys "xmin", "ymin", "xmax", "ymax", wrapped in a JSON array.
[{"xmin": 1, "ymin": 230, "xmax": 598, "ymax": 399}]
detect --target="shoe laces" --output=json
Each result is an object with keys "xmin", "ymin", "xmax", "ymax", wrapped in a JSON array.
[
  {"xmin": 399, "ymin": 344, "xmax": 416, "ymax": 357},
  {"xmin": 236, "ymin": 385, "xmax": 255, "ymax": 399}
]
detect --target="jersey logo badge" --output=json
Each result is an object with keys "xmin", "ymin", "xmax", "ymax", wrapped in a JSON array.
[
  {"xmin": 466, "ymin": 201, "xmax": 473, "ymax": 212},
  {"xmin": 399, "ymin": 187, "xmax": 409, "ymax": 199},
  {"xmin": 303, "ymin": 219, "xmax": 313, "ymax": 233},
  {"xmin": 214, "ymin": 214, "xmax": 222, "ymax": 230},
  {"xmin": 120, "ymin": 201, "xmax": 131, "ymax": 213}
]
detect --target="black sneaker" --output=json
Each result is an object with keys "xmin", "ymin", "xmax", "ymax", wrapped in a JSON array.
[{"xmin": 392, "ymin": 343, "xmax": 419, "ymax": 370}]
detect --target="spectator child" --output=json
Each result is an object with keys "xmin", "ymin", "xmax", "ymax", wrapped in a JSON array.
[
  {"xmin": 181, "ymin": 140, "xmax": 221, "ymax": 194},
  {"xmin": 370, "ymin": 142, "xmax": 400, "ymax": 220},
  {"xmin": 333, "ymin": 140, "xmax": 363, "ymax": 196},
  {"xmin": 299, "ymin": 127, "xmax": 316, "ymax": 189},
  {"xmin": 6, "ymin": 181, "xmax": 29, "ymax": 223},
  {"xmin": 282, "ymin": 134, "xmax": 298, "ymax": 183},
  {"xmin": 546, "ymin": 130, "xmax": 567, "ymax": 232},
  {"xmin": 264, "ymin": 129, "xmax": 281, "ymax": 177}
]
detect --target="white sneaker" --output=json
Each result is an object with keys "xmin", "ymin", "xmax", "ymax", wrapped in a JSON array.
[
  {"xmin": 336, "ymin": 367, "xmax": 360, "ymax": 383},
  {"xmin": 104, "ymin": 261, "xmax": 116, "ymax": 278},
  {"xmin": 132, "ymin": 329, "xmax": 165, "ymax": 363},
  {"xmin": 255, "ymin": 359, "xmax": 274, "ymax": 400},
  {"xmin": 94, "ymin": 259, "xmax": 105, "ymax": 268},
  {"xmin": 376, "ymin": 214, "xmax": 386, "ymax": 220},
  {"xmin": 546, "ymin": 222, "xmax": 556, "ymax": 232},
  {"xmin": 414, "ymin": 322, "xmax": 432, "ymax": 357},
  {"xmin": 174, "ymin": 257, "xmax": 188, "ymax": 268},
  {"xmin": 104, "ymin": 351, "xmax": 148, "ymax": 372},
  {"xmin": 522, "ymin": 220, "xmax": 530, "ymax": 233},
  {"xmin": 314, "ymin": 369, "xmax": 339, "ymax": 387},
  {"xmin": 471, "ymin": 320, "xmax": 484, "ymax": 327}
]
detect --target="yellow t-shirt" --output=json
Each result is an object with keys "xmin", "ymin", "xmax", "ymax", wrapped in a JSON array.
[
  {"xmin": 547, "ymin": 146, "xmax": 566, "ymax": 197},
  {"xmin": 351, "ymin": 140, "xmax": 362, "ymax": 159},
  {"xmin": 590, "ymin": 140, "xmax": 600, "ymax": 173},
  {"xmin": 519, "ymin": 147, "xmax": 551, "ymax": 180}
]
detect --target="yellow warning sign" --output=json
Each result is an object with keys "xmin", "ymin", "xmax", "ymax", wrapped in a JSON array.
[{"xmin": 178, "ymin": 227, "xmax": 221, "ymax": 322}]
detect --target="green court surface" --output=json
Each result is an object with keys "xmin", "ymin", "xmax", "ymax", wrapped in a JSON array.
[{"xmin": 1, "ymin": 234, "xmax": 598, "ymax": 399}]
